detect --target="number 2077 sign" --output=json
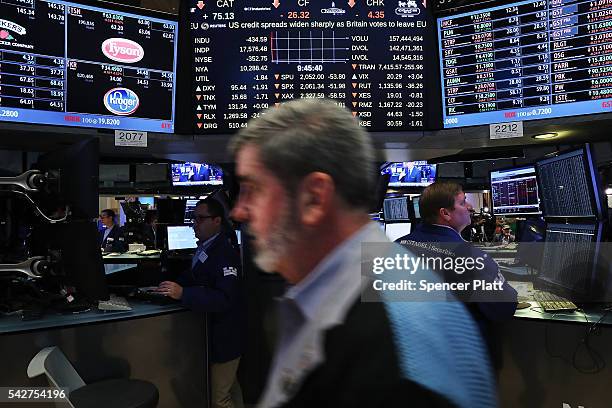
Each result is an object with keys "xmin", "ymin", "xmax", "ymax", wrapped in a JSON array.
[{"xmin": 115, "ymin": 130, "xmax": 148, "ymax": 147}]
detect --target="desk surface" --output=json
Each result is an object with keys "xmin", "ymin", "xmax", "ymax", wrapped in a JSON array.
[
  {"xmin": 0, "ymin": 301, "xmax": 185, "ymax": 335},
  {"xmin": 510, "ymin": 280, "xmax": 612, "ymax": 325},
  {"xmin": 102, "ymin": 253, "xmax": 161, "ymax": 264}
]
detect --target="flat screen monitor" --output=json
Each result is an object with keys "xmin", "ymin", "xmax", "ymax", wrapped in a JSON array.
[
  {"xmin": 167, "ymin": 225, "xmax": 198, "ymax": 250},
  {"xmin": 412, "ymin": 196, "xmax": 421, "ymax": 219},
  {"xmin": 382, "ymin": 162, "xmax": 437, "ymax": 187},
  {"xmin": 536, "ymin": 222, "xmax": 603, "ymax": 301},
  {"xmin": 385, "ymin": 222, "xmax": 411, "ymax": 242},
  {"xmin": 490, "ymin": 165, "xmax": 541, "ymax": 216},
  {"xmin": 135, "ymin": 164, "xmax": 167, "ymax": 183},
  {"xmin": 34, "ymin": 138, "xmax": 99, "ymax": 220},
  {"xmin": 99, "ymin": 164, "xmax": 130, "ymax": 183},
  {"xmin": 0, "ymin": 0, "xmax": 178, "ymax": 132},
  {"xmin": 139, "ymin": 196, "xmax": 155, "ymax": 207},
  {"xmin": 383, "ymin": 197, "xmax": 410, "ymax": 222},
  {"xmin": 171, "ymin": 162, "xmax": 223, "ymax": 186},
  {"xmin": 536, "ymin": 145, "xmax": 603, "ymax": 219},
  {"xmin": 189, "ymin": 0, "xmax": 437, "ymax": 133},
  {"xmin": 437, "ymin": 0, "xmax": 612, "ymax": 128},
  {"xmin": 184, "ymin": 199, "xmax": 199, "ymax": 223}
]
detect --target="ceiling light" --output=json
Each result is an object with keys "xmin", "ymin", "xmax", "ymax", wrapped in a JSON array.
[{"xmin": 532, "ymin": 132, "xmax": 558, "ymax": 140}]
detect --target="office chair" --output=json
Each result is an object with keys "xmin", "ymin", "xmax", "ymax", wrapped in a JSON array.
[{"xmin": 27, "ymin": 346, "xmax": 159, "ymax": 408}]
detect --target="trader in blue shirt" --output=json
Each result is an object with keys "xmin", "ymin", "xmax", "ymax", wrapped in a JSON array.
[
  {"xmin": 396, "ymin": 181, "xmax": 518, "ymax": 369},
  {"xmin": 158, "ymin": 198, "xmax": 245, "ymax": 408}
]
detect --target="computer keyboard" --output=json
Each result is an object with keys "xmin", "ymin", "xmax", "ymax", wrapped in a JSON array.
[
  {"xmin": 98, "ymin": 295, "xmax": 132, "ymax": 311},
  {"xmin": 138, "ymin": 250, "xmax": 161, "ymax": 256},
  {"xmin": 533, "ymin": 291, "xmax": 577, "ymax": 312}
]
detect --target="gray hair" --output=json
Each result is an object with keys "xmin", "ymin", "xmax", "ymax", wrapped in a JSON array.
[{"xmin": 229, "ymin": 98, "xmax": 375, "ymax": 210}]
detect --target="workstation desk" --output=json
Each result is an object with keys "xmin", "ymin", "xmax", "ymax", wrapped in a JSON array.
[
  {"xmin": 102, "ymin": 252, "xmax": 163, "ymax": 286},
  {"xmin": 0, "ymin": 301, "xmax": 208, "ymax": 407},
  {"xmin": 499, "ymin": 279, "xmax": 612, "ymax": 408}
]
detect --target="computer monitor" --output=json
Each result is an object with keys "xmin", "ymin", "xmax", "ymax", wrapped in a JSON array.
[
  {"xmin": 171, "ymin": 162, "xmax": 224, "ymax": 186},
  {"xmin": 135, "ymin": 164, "xmax": 168, "ymax": 184},
  {"xmin": 139, "ymin": 197, "xmax": 155, "ymax": 207},
  {"xmin": 29, "ymin": 221, "xmax": 108, "ymax": 303},
  {"xmin": 34, "ymin": 138, "xmax": 99, "ymax": 220},
  {"xmin": 536, "ymin": 222, "xmax": 605, "ymax": 302},
  {"xmin": 385, "ymin": 223, "xmax": 411, "ymax": 242},
  {"xmin": 383, "ymin": 197, "xmax": 410, "ymax": 222},
  {"xmin": 184, "ymin": 199, "xmax": 200, "ymax": 223},
  {"xmin": 412, "ymin": 197, "xmax": 421, "ymax": 220},
  {"xmin": 167, "ymin": 226, "xmax": 197, "ymax": 250},
  {"xmin": 490, "ymin": 166, "xmax": 542, "ymax": 216},
  {"xmin": 536, "ymin": 145, "xmax": 604, "ymax": 219},
  {"xmin": 381, "ymin": 162, "xmax": 437, "ymax": 188},
  {"xmin": 157, "ymin": 198, "xmax": 187, "ymax": 225}
]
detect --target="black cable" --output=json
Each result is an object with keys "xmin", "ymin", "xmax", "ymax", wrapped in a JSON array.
[
  {"xmin": 571, "ymin": 308, "xmax": 610, "ymax": 374},
  {"xmin": 543, "ymin": 307, "xmax": 609, "ymax": 374}
]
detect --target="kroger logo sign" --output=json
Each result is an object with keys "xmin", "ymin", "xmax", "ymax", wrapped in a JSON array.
[
  {"xmin": 104, "ymin": 88, "xmax": 139, "ymax": 116},
  {"xmin": 101, "ymin": 38, "xmax": 144, "ymax": 63}
]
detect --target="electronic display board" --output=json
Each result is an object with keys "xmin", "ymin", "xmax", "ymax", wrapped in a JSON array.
[
  {"xmin": 490, "ymin": 165, "xmax": 541, "ymax": 215},
  {"xmin": 190, "ymin": 0, "xmax": 436, "ymax": 133},
  {"xmin": 0, "ymin": 0, "xmax": 177, "ymax": 132},
  {"xmin": 438, "ymin": 0, "xmax": 612, "ymax": 128}
]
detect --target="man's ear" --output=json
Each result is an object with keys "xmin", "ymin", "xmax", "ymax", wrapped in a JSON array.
[
  {"xmin": 439, "ymin": 207, "xmax": 452, "ymax": 222},
  {"xmin": 298, "ymin": 172, "xmax": 335, "ymax": 226}
]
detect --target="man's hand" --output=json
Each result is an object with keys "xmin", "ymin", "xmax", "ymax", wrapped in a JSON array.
[{"xmin": 157, "ymin": 281, "xmax": 183, "ymax": 300}]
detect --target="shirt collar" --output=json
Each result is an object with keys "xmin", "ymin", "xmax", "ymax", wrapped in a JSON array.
[
  {"xmin": 284, "ymin": 222, "xmax": 383, "ymax": 322},
  {"xmin": 199, "ymin": 232, "xmax": 220, "ymax": 251},
  {"xmin": 431, "ymin": 223, "xmax": 466, "ymax": 241}
]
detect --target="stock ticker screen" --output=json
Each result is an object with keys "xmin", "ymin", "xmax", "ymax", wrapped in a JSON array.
[
  {"xmin": 190, "ymin": 0, "xmax": 436, "ymax": 133},
  {"xmin": 438, "ymin": 0, "xmax": 612, "ymax": 128},
  {"xmin": 0, "ymin": 0, "xmax": 177, "ymax": 132}
]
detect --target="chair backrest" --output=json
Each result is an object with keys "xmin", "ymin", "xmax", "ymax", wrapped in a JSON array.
[{"xmin": 27, "ymin": 346, "xmax": 86, "ymax": 393}]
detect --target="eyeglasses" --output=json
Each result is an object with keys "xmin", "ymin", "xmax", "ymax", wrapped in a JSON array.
[{"xmin": 191, "ymin": 215, "xmax": 216, "ymax": 223}]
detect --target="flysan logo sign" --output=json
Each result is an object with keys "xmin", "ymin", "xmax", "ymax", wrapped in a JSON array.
[
  {"xmin": 104, "ymin": 88, "xmax": 140, "ymax": 115},
  {"xmin": 101, "ymin": 38, "xmax": 144, "ymax": 63}
]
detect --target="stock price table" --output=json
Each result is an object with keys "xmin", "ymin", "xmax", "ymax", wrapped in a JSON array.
[
  {"xmin": 0, "ymin": 0, "xmax": 177, "ymax": 132},
  {"xmin": 191, "ymin": 0, "xmax": 435, "ymax": 133},
  {"xmin": 439, "ymin": 0, "xmax": 612, "ymax": 128}
]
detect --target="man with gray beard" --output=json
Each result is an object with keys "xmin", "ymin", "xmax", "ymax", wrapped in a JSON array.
[{"xmin": 230, "ymin": 99, "xmax": 498, "ymax": 408}]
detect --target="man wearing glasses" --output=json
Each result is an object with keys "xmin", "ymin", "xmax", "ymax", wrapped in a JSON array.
[{"xmin": 157, "ymin": 198, "xmax": 245, "ymax": 408}]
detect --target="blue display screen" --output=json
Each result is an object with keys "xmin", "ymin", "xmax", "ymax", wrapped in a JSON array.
[
  {"xmin": 438, "ymin": 0, "xmax": 612, "ymax": 128},
  {"xmin": 0, "ymin": 0, "xmax": 178, "ymax": 132},
  {"xmin": 171, "ymin": 162, "xmax": 224, "ymax": 186},
  {"xmin": 381, "ymin": 161, "xmax": 437, "ymax": 187}
]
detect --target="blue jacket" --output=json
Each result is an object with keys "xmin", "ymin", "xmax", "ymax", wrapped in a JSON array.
[
  {"xmin": 178, "ymin": 232, "xmax": 246, "ymax": 363},
  {"xmin": 99, "ymin": 225, "xmax": 127, "ymax": 252},
  {"xmin": 396, "ymin": 224, "xmax": 517, "ymax": 370},
  {"xmin": 396, "ymin": 223, "xmax": 518, "ymax": 321}
]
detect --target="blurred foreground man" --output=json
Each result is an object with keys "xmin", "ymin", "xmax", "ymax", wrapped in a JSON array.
[{"xmin": 230, "ymin": 99, "xmax": 498, "ymax": 408}]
